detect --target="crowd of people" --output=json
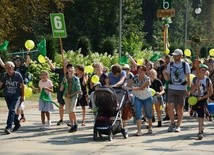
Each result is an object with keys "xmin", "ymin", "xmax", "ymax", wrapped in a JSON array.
[{"xmin": 0, "ymin": 48, "xmax": 213, "ymax": 140}]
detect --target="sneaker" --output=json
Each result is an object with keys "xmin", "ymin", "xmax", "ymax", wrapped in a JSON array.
[
  {"xmin": 4, "ymin": 128, "xmax": 11, "ymax": 134},
  {"xmin": 163, "ymin": 115, "xmax": 170, "ymax": 121},
  {"xmin": 13, "ymin": 124, "xmax": 21, "ymax": 132},
  {"xmin": 148, "ymin": 128, "xmax": 153, "ymax": 134},
  {"xmin": 168, "ymin": 123, "xmax": 176, "ymax": 132},
  {"xmin": 56, "ymin": 120, "xmax": 63, "ymax": 126},
  {"xmin": 73, "ymin": 124, "xmax": 78, "ymax": 132},
  {"xmin": 157, "ymin": 121, "xmax": 162, "ymax": 127},
  {"xmin": 173, "ymin": 126, "xmax": 181, "ymax": 132},
  {"xmin": 40, "ymin": 124, "xmax": 45, "ymax": 129},
  {"xmin": 68, "ymin": 126, "xmax": 74, "ymax": 132},
  {"xmin": 48, "ymin": 120, "xmax": 52, "ymax": 127},
  {"xmin": 135, "ymin": 131, "xmax": 142, "ymax": 136},
  {"xmin": 198, "ymin": 133, "xmax": 203, "ymax": 140}
]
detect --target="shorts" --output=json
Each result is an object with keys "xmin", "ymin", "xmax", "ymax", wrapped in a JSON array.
[
  {"xmin": 168, "ymin": 89, "xmax": 187, "ymax": 106},
  {"xmin": 65, "ymin": 97, "xmax": 77, "ymax": 113},
  {"xmin": 134, "ymin": 97, "xmax": 152, "ymax": 120},
  {"xmin": 57, "ymin": 90, "xmax": 65, "ymax": 105},
  {"xmin": 152, "ymin": 95, "xmax": 164, "ymax": 105},
  {"xmin": 192, "ymin": 100, "xmax": 207, "ymax": 118}
]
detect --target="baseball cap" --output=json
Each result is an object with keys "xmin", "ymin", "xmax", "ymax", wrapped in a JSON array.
[
  {"xmin": 199, "ymin": 64, "xmax": 208, "ymax": 70},
  {"xmin": 172, "ymin": 49, "xmax": 183, "ymax": 56}
]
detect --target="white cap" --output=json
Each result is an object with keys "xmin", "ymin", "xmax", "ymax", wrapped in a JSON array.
[
  {"xmin": 172, "ymin": 49, "xmax": 183, "ymax": 56},
  {"xmin": 123, "ymin": 64, "xmax": 130, "ymax": 69}
]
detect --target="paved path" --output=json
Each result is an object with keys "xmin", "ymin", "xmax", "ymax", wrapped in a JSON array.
[{"xmin": 0, "ymin": 100, "xmax": 213, "ymax": 155}]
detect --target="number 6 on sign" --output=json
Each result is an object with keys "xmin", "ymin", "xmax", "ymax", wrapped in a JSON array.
[
  {"xmin": 50, "ymin": 13, "xmax": 67, "ymax": 38},
  {"xmin": 161, "ymin": 0, "xmax": 172, "ymax": 10},
  {"xmin": 54, "ymin": 16, "xmax": 63, "ymax": 29}
]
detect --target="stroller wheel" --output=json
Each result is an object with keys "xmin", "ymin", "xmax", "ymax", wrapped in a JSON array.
[
  {"xmin": 121, "ymin": 128, "xmax": 128, "ymax": 139},
  {"xmin": 93, "ymin": 128, "xmax": 98, "ymax": 140},
  {"xmin": 108, "ymin": 129, "xmax": 114, "ymax": 141}
]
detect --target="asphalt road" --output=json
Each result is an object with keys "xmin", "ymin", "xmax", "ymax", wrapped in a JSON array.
[{"xmin": 0, "ymin": 100, "xmax": 213, "ymax": 155}]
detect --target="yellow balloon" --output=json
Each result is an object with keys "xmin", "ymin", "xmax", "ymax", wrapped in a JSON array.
[
  {"xmin": 184, "ymin": 49, "xmax": 191, "ymax": 57},
  {"xmin": 85, "ymin": 66, "xmax": 94, "ymax": 74},
  {"xmin": 38, "ymin": 54, "xmax": 46, "ymax": 63},
  {"xmin": 165, "ymin": 48, "xmax": 170, "ymax": 55},
  {"xmin": 91, "ymin": 75, "xmax": 100, "ymax": 83},
  {"xmin": 24, "ymin": 87, "xmax": 33, "ymax": 99},
  {"xmin": 190, "ymin": 74, "xmax": 196, "ymax": 83},
  {"xmin": 149, "ymin": 88, "xmax": 156, "ymax": 96},
  {"xmin": 137, "ymin": 59, "xmax": 143, "ymax": 65},
  {"xmin": 209, "ymin": 49, "xmax": 214, "ymax": 56},
  {"xmin": 188, "ymin": 96, "xmax": 197, "ymax": 105},
  {"xmin": 25, "ymin": 40, "xmax": 35, "ymax": 50}
]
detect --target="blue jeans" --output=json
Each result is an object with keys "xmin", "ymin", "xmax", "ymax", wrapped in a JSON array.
[
  {"xmin": 5, "ymin": 95, "xmax": 20, "ymax": 129},
  {"xmin": 134, "ymin": 97, "xmax": 152, "ymax": 120}
]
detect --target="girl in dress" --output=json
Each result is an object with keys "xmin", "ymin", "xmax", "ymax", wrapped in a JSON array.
[{"xmin": 38, "ymin": 70, "xmax": 54, "ymax": 129}]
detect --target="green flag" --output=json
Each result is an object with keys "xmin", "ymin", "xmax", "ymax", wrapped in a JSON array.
[
  {"xmin": 40, "ymin": 88, "xmax": 59, "ymax": 108},
  {"xmin": 0, "ymin": 40, "xmax": 9, "ymax": 51},
  {"xmin": 37, "ymin": 39, "xmax": 46, "ymax": 56},
  {"xmin": 119, "ymin": 55, "xmax": 129, "ymax": 65}
]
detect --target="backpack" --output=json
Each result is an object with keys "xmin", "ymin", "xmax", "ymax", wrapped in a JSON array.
[
  {"xmin": 169, "ymin": 61, "xmax": 187, "ymax": 85},
  {"xmin": 192, "ymin": 76, "xmax": 210, "ymax": 95}
]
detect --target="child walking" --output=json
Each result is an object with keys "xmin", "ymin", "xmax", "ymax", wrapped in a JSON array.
[
  {"xmin": 60, "ymin": 64, "xmax": 82, "ymax": 132},
  {"xmin": 38, "ymin": 70, "xmax": 54, "ymax": 129},
  {"xmin": 75, "ymin": 65, "xmax": 88, "ymax": 126},
  {"xmin": 190, "ymin": 64, "xmax": 213, "ymax": 140}
]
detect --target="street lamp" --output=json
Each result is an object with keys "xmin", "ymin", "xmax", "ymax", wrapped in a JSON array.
[{"xmin": 184, "ymin": 0, "xmax": 202, "ymax": 49}]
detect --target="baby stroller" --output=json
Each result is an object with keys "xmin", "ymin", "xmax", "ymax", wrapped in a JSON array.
[{"xmin": 93, "ymin": 86, "xmax": 128, "ymax": 141}]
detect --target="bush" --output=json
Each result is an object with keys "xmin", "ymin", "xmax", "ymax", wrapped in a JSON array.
[{"xmin": 101, "ymin": 37, "xmax": 117, "ymax": 55}]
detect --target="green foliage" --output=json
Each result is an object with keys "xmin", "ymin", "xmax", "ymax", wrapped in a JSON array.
[
  {"xmin": 122, "ymin": 32, "xmax": 143, "ymax": 55},
  {"xmin": 101, "ymin": 37, "xmax": 117, "ymax": 55},
  {"xmin": 77, "ymin": 36, "xmax": 91, "ymax": 56}
]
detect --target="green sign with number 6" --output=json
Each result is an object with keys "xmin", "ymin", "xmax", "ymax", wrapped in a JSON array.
[
  {"xmin": 50, "ymin": 13, "xmax": 67, "ymax": 38},
  {"xmin": 161, "ymin": 0, "xmax": 172, "ymax": 10}
]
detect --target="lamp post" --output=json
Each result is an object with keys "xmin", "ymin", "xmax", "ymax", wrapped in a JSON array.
[
  {"xmin": 119, "ymin": 0, "xmax": 123, "ymax": 58},
  {"xmin": 184, "ymin": 0, "xmax": 202, "ymax": 50}
]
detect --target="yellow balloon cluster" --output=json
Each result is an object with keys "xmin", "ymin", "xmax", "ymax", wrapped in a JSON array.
[
  {"xmin": 25, "ymin": 40, "xmax": 35, "ymax": 50},
  {"xmin": 184, "ymin": 49, "xmax": 191, "ymax": 57},
  {"xmin": 91, "ymin": 75, "xmax": 100, "ymax": 83},
  {"xmin": 85, "ymin": 66, "xmax": 94, "ymax": 74},
  {"xmin": 24, "ymin": 85, "xmax": 33, "ymax": 99},
  {"xmin": 209, "ymin": 49, "xmax": 214, "ymax": 56},
  {"xmin": 38, "ymin": 54, "xmax": 46, "ymax": 63}
]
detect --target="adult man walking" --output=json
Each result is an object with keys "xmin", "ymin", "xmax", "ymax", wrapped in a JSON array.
[
  {"xmin": 0, "ymin": 61, "xmax": 24, "ymax": 134},
  {"xmin": 163, "ymin": 49, "xmax": 191, "ymax": 132}
]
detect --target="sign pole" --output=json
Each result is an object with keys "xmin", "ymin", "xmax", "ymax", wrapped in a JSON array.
[{"xmin": 59, "ymin": 38, "xmax": 66, "ymax": 77}]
